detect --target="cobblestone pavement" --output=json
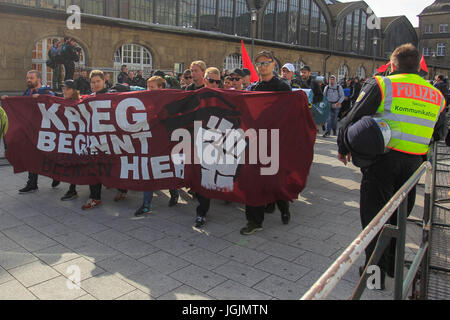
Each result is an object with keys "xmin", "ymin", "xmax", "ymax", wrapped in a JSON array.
[{"xmin": 0, "ymin": 134, "xmax": 424, "ymax": 300}]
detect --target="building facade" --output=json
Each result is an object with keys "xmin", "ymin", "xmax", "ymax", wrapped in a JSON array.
[
  {"xmin": 0, "ymin": 0, "xmax": 447, "ymax": 92},
  {"xmin": 418, "ymin": 0, "xmax": 450, "ymax": 79}
]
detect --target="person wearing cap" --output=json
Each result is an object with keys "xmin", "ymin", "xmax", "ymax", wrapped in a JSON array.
[
  {"xmin": 230, "ymin": 68, "xmax": 245, "ymax": 91},
  {"xmin": 59, "ymin": 80, "xmax": 81, "ymax": 200},
  {"xmin": 337, "ymin": 43, "xmax": 446, "ymax": 288},
  {"xmin": 299, "ymin": 65, "xmax": 323, "ymax": 104},
  {"xmin": 186, "ymin": 61, "xmax": 206, "ymax": 91},
  {"xmin": 323, "ymin": 75, "xmax": 345, "ymax": 137},
  {"xmin": 241, "ymin": 50, "xmax": 292, "ymax": 236},
  {"xmin": 241, "ymin": 68, "xmax": 252, "ymax": 90},
  {"xmin": 281, "ymin": 63, "xmax": 301, "ymax": 89}
]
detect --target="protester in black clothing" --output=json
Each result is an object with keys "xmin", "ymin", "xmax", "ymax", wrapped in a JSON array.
[
  {"xmin": 339, "ymin": 79, "xmax": 353, "ymax": 120},
  {"xmin": 434, "ymin": 75, "xmax": 449, "ymax": 107},
  {"xmin": 298, "ymin": 65, "xmax": 323, "ymax": 104},
  {"xmin": 241, "ymin": 51, "xmax": 292, "ymax": 236},
  {"xmin": 117, "ymin": 65, "xmax": 129, "ymax": 84},
  {"xmin": 350, "ymin": 77, "xmax": 362, "ymax": 106},
  {"xmin": 135, "ymin": 70, "xmax": 147, "ymax": 88},
  {"xmin": 181, "ymin": 69, "xmax": 193, "ymax": 89},
  {"xmin": 81, "ymin": 70, "xmax": 128, "ymax": 210},
  {"xmin": 62, "ymin": 38, "xmax": 80, "ymax": 81},
  {"xmin": 125, "ymin": 70, "xmax": 138, "ymax": 86},
  {"xmin": 185, "ymin": 61, "xmax": 206, "ymax": 90},
  {"xmin": 74, "ymin": 69, "xmax": 91, "ymax": 95},
  {"xmin": 104, "ymin": 73, "xmax": 113, "ymax": 89}
]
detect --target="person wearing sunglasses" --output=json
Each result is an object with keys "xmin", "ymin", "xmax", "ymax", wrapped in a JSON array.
[
  {"xmin": 181, "ymin": 69, "xmax": 193, "ymax": 89},
  {"xmin": 203, "ymin": 67, "xmax": 222, "ymax": 89},
  {"xmin": 241, "ymin": 50, "xmax": 292, "ymax": 236},
  {"xmin": 230, "ymin": 68, "xmax": 245, "ymax": 91}
]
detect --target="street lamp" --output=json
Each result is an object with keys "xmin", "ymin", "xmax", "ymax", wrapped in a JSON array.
[
  {"xmin": 372, "ymin": 36, "xmax": 379, "ymax": 75},
  {"xmin": 250, "ymin": 9, "xmax": 258, "ymax": 62}
]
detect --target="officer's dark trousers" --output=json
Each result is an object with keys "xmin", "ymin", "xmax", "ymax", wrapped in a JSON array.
[
  {"xmin": 245, "ymin": 205, "xmax": 265, "ymax": 226},
  {"xmin": 27, "ymin": 172, "xmax": 38, "ymax": 187},
  {"xmin": 64, "ymin": 62, "xmax": 75, "ymax": 81},
  {"xmin": 196, "ymin": 193, "xmax": 210, "ymax": 218},
  {"xmin": 360, "ymin": 150, "xmax": 423, "ymax": 275}
]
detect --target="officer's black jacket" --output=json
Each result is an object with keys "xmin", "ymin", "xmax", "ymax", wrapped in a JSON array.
[{"xmin": 337, "ymin": 71, "xmax": 447, "ymax": 156}]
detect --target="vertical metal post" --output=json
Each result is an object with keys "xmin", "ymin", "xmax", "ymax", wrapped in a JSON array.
[{"xmin": 394, "ymin": 201, "xmax": 408, "ymax": 300}]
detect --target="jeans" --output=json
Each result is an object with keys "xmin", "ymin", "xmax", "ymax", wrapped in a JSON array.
[
  {"xmin": 327, "ymin": 106, "xmax": 340, "ymax": 133},
  {"xmin": 52, "ymin": 64, "xmax": 62, "ymax": 89},
  {"xmin": 143, "ymin": 191, "xmax": 153, "ymax": 207}
]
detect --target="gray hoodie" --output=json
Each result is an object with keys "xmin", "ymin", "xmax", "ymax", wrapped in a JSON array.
[{"xmin": 324, "ymin": 81, "xmax": 345, "ymax": 105}]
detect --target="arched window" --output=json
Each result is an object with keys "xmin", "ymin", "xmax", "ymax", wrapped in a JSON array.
[
  {"xmin": 130, "ymin": 0, "xmax": 154, "ymax": 23},
  {"xmin": 155, "ymin": 0, "xmax": 177, "ymax": 25},
  {"xmin": 356, "ymin": 66, "xmax": 366, "ymax": 80},
  {"xmin": 276, "ymin": 0, "xmax": 288, "ymax": 43},
  {"xmin": 336, "ymin": 7, "xmax": 372, "ymax": 55},
  {"xmin": 224, "ymin": 53, "xmax": 242, "ymax": 72},
  {"xmin": 32, "ymin": 37, "xmax": 85, "ymax": 87},
  {"xmin": 263, "ymin": 1, "xmax": 276, "ymax": 41},
  {"xmin": 293, "ymin": 60, "xmax": 306, "ymax": 72},
  {"xmin": 200, "ymin": 0, "xmax": 216, "ymax": 31},
  {"xmin": 299, "ymin": 0, "xmax": 310, "ymax": 45},
  {"xmin": 114, "ymin": 44, "xmax": 152, "ymax": 83},
  {"xmin": 338, "ymin": 64, "xmax": 349, "ymax": 83},
  {"xmin": 288, "ymin": 0, "xmax": 300, "ymax": 44},
  {"xmin": 218, "ymin": 0, "xmax": 234, "ymax": 34}
]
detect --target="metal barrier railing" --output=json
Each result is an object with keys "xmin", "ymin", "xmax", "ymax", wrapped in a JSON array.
[{"xmin": 301, "ymin": 145, "xmax": 436, "ymax": 300}]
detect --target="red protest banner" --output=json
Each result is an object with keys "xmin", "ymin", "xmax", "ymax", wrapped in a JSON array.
[{"xmin": 2, "ymin": 88, "xmax": 316, "ymax": 206}]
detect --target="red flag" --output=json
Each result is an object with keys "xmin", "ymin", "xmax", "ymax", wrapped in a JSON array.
[
  {"xmin": 377, "ymin": 62, "xmax": 391, "ymax": 73},
  {"xmin": 241, "ymin": 40, "xmax": 259, "ymax": 83},
  {"xmin": 420, "ymin": 55, "xmax": 428, "ymax": 73}
]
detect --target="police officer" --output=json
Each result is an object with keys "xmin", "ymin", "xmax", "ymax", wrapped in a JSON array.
[{"xmin": 337, "ymin": 43, "xmax": 446, "ymax": 288}]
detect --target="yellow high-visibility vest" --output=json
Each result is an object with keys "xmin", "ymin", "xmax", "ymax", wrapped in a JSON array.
[
  {"xmin": 0, "ymin": 107, "xmax": 7, "ymax": 139},
  {"xmin": 374, "ymin": 73, "xmax": 445, "ymax": 155}
]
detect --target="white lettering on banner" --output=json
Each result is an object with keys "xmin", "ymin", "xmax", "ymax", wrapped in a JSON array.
[
  {"xmin": 119, "ymin": 155, "xmax": 184, "ymax": 181},
  {"xmin": 64, "ymin": 107, "xmax": 86, "ymax": 132},
  {"xmin": 89, "ymin": 100, "xmax": 115, "ymax": 133},
  {"xmin": 37, "ymin": 131, "xmax": 56, "ymax": 152},
  {"xmin": 116, "ymin": 98, "xmax": 150, "ymax": 132},
  {"xmin": 38, "ymin": 103, "xmax": 66, "ymax": 130}
]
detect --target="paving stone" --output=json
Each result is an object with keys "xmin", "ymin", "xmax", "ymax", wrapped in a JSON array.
[
  {"xmin": 33, "ymin": 244, "xmax": 80, "ymax": 266},
  {"xmin": 253, "ymin": 275, "xmax": 309, "ymax": 300},
  {"xmin": 291, "ymin": 236, "xmax": 341, "ymax": 257},
  {"xmin": 152, "ymin": 237, "xmax": 196, "ymax": 256},
  {"xmin": 114, "ymin": 239, "xmax": 159, "ymax": 259},
  {"xmin": 28, "ymin": 275, "xmax": 87, "ymax": 300},
  {"xmin": 170, "ymin": 265, "xmax": 227, "ymax": 292},
  {"xmin": 213, "ymin": 261, "xmax": 270, "ymax": 287},
  {"xmin": 138, "ymin": 251, "xmax": 190, "ymax": 275},
  {"xmin": 187, "ymin": 234, "xmax": 233, "ymax": 253},
  {"xmin": 179, "ymin": 248, "xmax": 229, "ymax": 271},
  {"xmin": 255, "ymin": 257, "xmax": 310, "ymax": 282},
  {"xmin": 116, "ymin": 289, "xmax": 154, "ymax": 300},
  {"xmin": 90, "ymin": 228, "xmax": 131, "ymax": 247},
  {"xmin": 289, "ymin": 224, "xmax": 334, "ymax": 241},
  {"xmin": 2, "ymin": 225, "xmax": 57, "ymax": 252},
  {"xmin": 95, "ymin": 254, "xmax": 150, "ymax": 278},
  {"xmin": 53, "ymin": 257, "xmax": 105, "ymax": 281},
  {"xmin": 0, "ymin": 212, "xmax": 24, "ymax": 230},
  {"xmin": 0, "ymin": 279, "xmax": 37, "ymax": 300},
  {"xmin": 21, "ymin": 214, "xmax": 57, "ymax": 229},
  {"xmin": 207, "ymin": 280, "xmax": 272, "ymax": 300},
  {"xmin": 75, "ymin": 241, "xmax": 121, "ymax": 263},
  {"xmin": 75, "ymin": 294, "xmax": 97, "ymax": 300},
  {"xmin": 0, "ymin": 233, "xmax": 21, "ymax": 251},
  {"xmin": 126, "ymin": 226, "xmax": 165, "ymax": 243},
  {"xmin": 53, "ymin": 231, "xmax": 99, "ymax": 250},
  {"xmin": 81, "ymin": 272, "xmax": 136, "ymax": 300},
  {"xmin": 294, "ymin": 252, "xmax": 335, "ymax": 273},
  {"xmin": 0, "ymin": 266, "xmax": 13, "ymax": 285},
  {"xmin": 222, "ymin": 232, "xmax": 268, "ymax": 249},
  {"xmin": 255, "ymin": 241, "xmax": 305, "ymax": 262},
  {"xmin": 158, "ymin": 285, "xmax": 213, "ymax": 300},
  {"xmin": 218, "ymin": 245, "xmax": 268, "ymax": 266},
  {"xmin": 0, "ymin": 246, "xmax": 39, "ymax": 270},
  {"xmin": 38, "ymin": 223, "xmax": 73, "ymax": 238},
  {"xmin": 123, "ymin": 269, "xmax": 182, "ymax": 298},
  {"xmin": 9, "ymin": 261, "xmax": 60, "ymax": 287}
]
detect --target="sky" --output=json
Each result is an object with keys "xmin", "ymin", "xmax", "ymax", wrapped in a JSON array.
[{"xmin": 339, "ymin": 0, "xmax": 436, "ymax": 27}]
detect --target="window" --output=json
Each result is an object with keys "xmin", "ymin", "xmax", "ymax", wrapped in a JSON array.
[
  {"xmin": 437, "ymin": 43, "xmax": 446, "ymax": 56},
  {"xmin": 319, "ymin": 13, "xmax": 328, "ymax": 48},
  {"xmin": 359, "ymin": 11, "xmax": 367, "ymax": 54},
  {"xmin": 352, "ymin": 10, "xmax": 360, "ymax": 53},
  {"xmin": 180, "ymin": 0, "xmax": 197, "ymax": 28},
  {"xmin": 114, "ymin": 44, "xmax": 153, "ymax": 83},
  {"xmin": 235, "ymin": 0, "xmax": 250, "ymax": 37},
  {"xmin": 338, "ymin": 64, "xmax": 349, "ymax": 82},
  {"xmin": 288, "ymin": 0, "xmax": 299, "ymax": 44},
  {"xmin": 155, "ymin": 0, "xmax": 177, "ymax": 25},
  {"xmin": 344, "ymin": 14, "xmax": 352, "ymax": 52},
  {"xmin": 200, "ymin": 0, "xmax": 216, "ymax": 31},
  {"xmin": 439, "ymin": 24, "xmax": 448, "ymax": 33},
  {"xmin": 218, "ymin": 0, "xmax": 233, "ymax": 34},
  {"xmin": 356, "ymin": 66, "xmax": 366, "ymax": 80},
  {"xmin": 130, "ymin": 0, "xmax": 154, "ymax": 23},
  {"xmin": 224, "ymin": 53, "xmax": 242, "ymax": 71},
  {"xmin": 39, "ymin": 0, "xmax": 66, "ymax": 10},
  {"xmin": 424, "ymin": 24, "xmax": 433, "ymax": 34},
  {"xmin": 263, "ymin": 1, "xmax": 276, "ymax": 40},
  {"xmin": 299, "ymin": 0, "xmax": 310, "ymax": 45},
  {"xmin": 82, "ymin": 0, "xmax": 104, "ymax": 15},
  {"xmin": 32, "ymin": 37, "xmax": 85, "ymax": 87},
  {"xmin": 276, "ymin": 0, "xmax": 288, "ymax": 43},
  {"xmin": 423, "ymin": 47, "xmax": 431, "ymax": 57},
  {"xmin": 310, "ymin": 1, "xmax": 320, "ymax": 47}
]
